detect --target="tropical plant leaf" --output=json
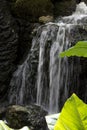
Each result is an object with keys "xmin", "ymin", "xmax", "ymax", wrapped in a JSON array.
[
  {"xmin": 60, "ymin": 41, "xmax": 87, "ymax": 57},
  {"xmin": 54, "ymin": 93, "xmax": 87, "ymax": 130},
  {"xmin": 0, "ymin": 120, "xmax": 30, "ymax": 130},
  {"xmin": 0, "ymin": 123, "xmax": 4, "ymax": 130},
  {"xmin": 0, "ymin": 120, "xmax": 12, "ymax": 130}
]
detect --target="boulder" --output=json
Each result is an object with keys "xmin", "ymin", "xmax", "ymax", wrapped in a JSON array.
[
  {"xmin": 39, "ymin": 15, "xmax": 54, "ymax": 23},
  {"xmin": 5, "ymin": 105, "xmax": 48, "ymax": 130},
  {"xmin": 11, "ymin": 0, "xmax": 53, "ymax": 21}
]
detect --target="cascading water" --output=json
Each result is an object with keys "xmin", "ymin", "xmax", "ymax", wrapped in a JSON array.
[{"xmin": 9, "ymin": 2, "xmax": 87, "ymax": 113}]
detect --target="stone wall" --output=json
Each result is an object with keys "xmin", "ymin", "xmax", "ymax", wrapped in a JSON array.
[{"xmin": 0, "ymin": 0, "xmax": 18, "ymax": 104}]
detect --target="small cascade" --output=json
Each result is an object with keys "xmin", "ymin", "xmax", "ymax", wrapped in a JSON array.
[
  {"xmin": 9, "ymin": 2, "xmax": 87, "ymax": 113},
  {"xmin": 9, "ymin": 34, "xmax": 40, "ymax": 104},
  {"xmin": 49, "ymin": 26, "xmax": 69, "ymax": 113}
]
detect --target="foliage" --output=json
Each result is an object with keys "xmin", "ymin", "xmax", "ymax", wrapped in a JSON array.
[
  {"xmin": 0, "ymin": 120, "xmax": 30, "ymax": 130},
  {"xmin": 46, "ymin": 94, "xmax": 87, "ymax": 130},
  {"xmin": 60, "ymin": 41, "xmax": 87, "ymax": 57},
  {"xmin": 54, "ymin": 93, "xmax": 87, "ymax": 130},
  {"xmin": 52, "ymin": 42, "xmax": 87, "ymax": 129}
]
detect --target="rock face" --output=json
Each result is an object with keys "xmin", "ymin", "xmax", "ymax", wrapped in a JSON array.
[
  {"xmin": 53, "ymin": 0, "xmax": 76, "ymax": 17},
  {"xmin": 10, "ymin": 0, "xmax": 53, "ymax": 21},
  {"xmin": 2, "ymin": 105, "xmax": 48, "ymax": 130},
  {"xmin": 9, "ymin": 0, "xmax": 80, "ymax": 20},
  {"xmin": 13, "ymin": 19, "xmax": 39, "ymax": 64},
  {"xmin": 0, "ymin": 0, "xmax": 18, "ymax": 103}
]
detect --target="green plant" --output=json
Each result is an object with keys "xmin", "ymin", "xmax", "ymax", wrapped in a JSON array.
[
  {"xmin": 46, "ymin": 42, "xmax": 87, "ymax": 130},
  {"xmin": 0, "ymin": 120, "xmax": 30, "ymax": 130},
  {"xmin": 53, "ymin": 41, "xmax": 87, "ymax": 130},
  {"xmin": 54, "ymin": 93, "xmax": 87, "ymax": 130},
  {"xmin": 60, "ymin": 41, "xmax": 87, "ymax": 57},
  {"xmin": 46, "ymin": 94, "xmax": 87, "ymax": 130}
]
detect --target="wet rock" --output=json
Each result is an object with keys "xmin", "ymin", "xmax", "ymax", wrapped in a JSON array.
[
  {"xmin": 14, "ymin": 19, "xmax": 36, "ymax": 64},
  {"xmin": 53, "ymin": 0, "xmax": 76, "ymax": 17},
  {"xmin": 0, "ymin": 0, "xmax": 18, "ymax": 103},
  {"xmin": 5, "ymin": 105, "xmax": 48, "ymax": 130}
]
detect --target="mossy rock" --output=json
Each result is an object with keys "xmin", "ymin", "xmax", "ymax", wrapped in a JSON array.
[
  {"xmin": 5, "ymin": 105, "xmax": 48, "ymax": 130},
  {"xmin": 12, "ymin": 0, "xmax": 53, "ymax": 21},
  {"xmin": 39, "ymin": 15, "xmax": 54, "ymax": 23}
]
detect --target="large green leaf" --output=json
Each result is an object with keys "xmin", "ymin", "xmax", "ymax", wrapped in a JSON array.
[
  {"xmin": 54, "ymin": 93, "xmax": 87, "ymax": 130},
  {"xmin": 60, "ymin": 41, "xmax": 87, "ymax": 57}
]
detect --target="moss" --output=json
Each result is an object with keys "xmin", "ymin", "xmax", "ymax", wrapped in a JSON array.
[{"xmin": 12, "ymin": 0, "xmax": 53, "ymax": 21}]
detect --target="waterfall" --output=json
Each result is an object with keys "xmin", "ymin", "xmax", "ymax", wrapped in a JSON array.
[
  {"xmin": 9, "ymin": 34, "xmax": 40, "ymax": 104},
  {"xmin": 49, "ymin": 26, "xmax": 69, "ymax": 113},
  {"xmin": 9, "ymin": 2, "xmax": 87, "ymax": 113}
]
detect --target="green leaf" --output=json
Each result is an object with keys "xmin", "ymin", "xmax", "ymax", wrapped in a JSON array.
[
  {"xmin": 0, "ymin": 120, "xmax": 30, "ymax": 130},
  {"xmin": 54, "ymin": 93, "xmax": 87, "ymax": 130},
  {"xmin": 0, "ymin": 120, "xmax": 12, "ymax": 130},
  {"xmin": 0, "ymin": 123, "xmax": 4, "ymax": 130},
  {"xmin": 60, "ymin": 41, "xmax": 87, "ymax": 57}
]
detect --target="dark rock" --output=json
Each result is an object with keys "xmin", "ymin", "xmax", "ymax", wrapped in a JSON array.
[
  {"xmin": 14, "ymin": 19, "xmax": 40, "ymax": 64},
  {"xmin": 53, "ymin": 0, "xmax": 76, "ymax": 17},
  {"xmin": 9, "ymin": 0, "xmax": 53, "ymax": 22},
  {"xmin": 0, "ymin": 0, "xmax": 18, "ymax": 103},
  {"xmin": 82, "ymin": 0, "xmax": 87, "ymax": 4},
  {"xmin": 5, "ymin": 105, "xmax": 48, "ymax": 130},
  {"xmin": 51, "ymin": 0, "xmax": 81, "ymax": 4},
  {"xmin": 76, "ymin": 0, "xmax": 81, "ymax": 3},
  {"xmin": 0, "ymin": 107, "xmax": 7, "ymax": 120}
]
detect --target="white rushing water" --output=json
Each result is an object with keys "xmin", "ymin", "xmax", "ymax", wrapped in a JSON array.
[
  {"xmin": 9, "ymin": 2, "xmax": 87, "ymax": 113},
  {"xmin": 36, "ymin": 2, "xmax": 87, "ymax": 113}
]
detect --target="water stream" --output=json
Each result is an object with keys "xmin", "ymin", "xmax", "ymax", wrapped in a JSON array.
[{"xmin": 9, "ymin": 2, "xmax": 87, "ymax": 113}]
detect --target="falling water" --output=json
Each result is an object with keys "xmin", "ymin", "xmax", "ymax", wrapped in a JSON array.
[
  {"xmin": 37, "ymin": 2, "xmax": 87, "ymax": 113},
  {"xmin": 49, "ymin": 26, "xmax": 69, "ymax": 113},
  {"xmin": 9, "ymin": 34, "xmax": 40, "ymax": 104},
  {"xmin": 9, "ymin": 2, "xmax": 87, "ymax": 113}
]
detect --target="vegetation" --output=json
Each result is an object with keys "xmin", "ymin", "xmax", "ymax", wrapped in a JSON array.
[
  {"xmin": 0, "ymin": 120, "xmax": 30, "ymax": 130},
  {"xmin": 60, "ymin": 41, "xmax": 87, "ymax": 57},
  {"xmin": 46, "ymin": 94, "xmax": 87, "ymax": 130},
  {"xmin": 54, "ymin": 93, "xmax": 87, "ymax": 130},
  {"xmin": 46, "ymin": 41, "xmax": 87, "ymax": 130}
]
